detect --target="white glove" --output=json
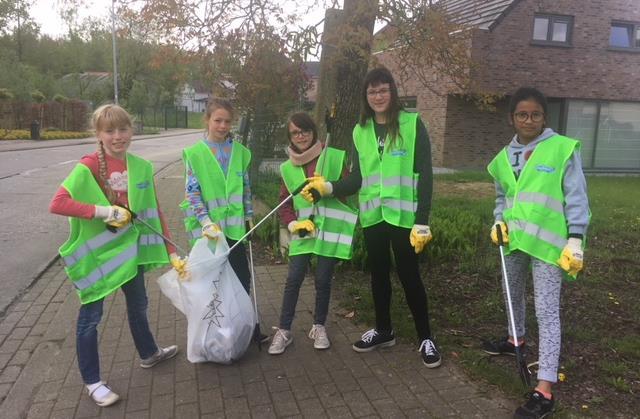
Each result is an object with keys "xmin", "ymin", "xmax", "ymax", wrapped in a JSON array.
[
  {"xmin": 95, "ymin": 205, "xmax": 131, "ymax": 228},
  {"xmin": 200, "ymin": 217, "xmax": 222, "ymax": 240}
]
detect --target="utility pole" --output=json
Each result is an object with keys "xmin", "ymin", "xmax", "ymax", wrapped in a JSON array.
[{"xmin": 111, "ymin": 0, "xmax": 119, "ymax": 104}]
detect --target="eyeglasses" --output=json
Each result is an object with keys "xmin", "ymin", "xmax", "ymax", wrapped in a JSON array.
[
  {"xmin": 289, "ymin": 129, "xmax": 311, "ymax": 138},
  {"xmin": 514, "ymin": 111, "xmax": 545, "ymax": 123},
  {"xmin": 366, "ymin": 88, "xmax": 391, "ymax": 98}
]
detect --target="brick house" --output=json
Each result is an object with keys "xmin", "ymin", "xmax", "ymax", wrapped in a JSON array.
[{"xmin": 375, "ymin": 0, "xmax": 640, "ymax": 171}]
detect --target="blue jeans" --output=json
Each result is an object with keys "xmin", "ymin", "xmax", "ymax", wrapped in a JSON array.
[
  {"xmin": 76, "ymin": 267, "xmax": 158, "ymax": 384},
  {"xmin": 279, "ymin": 254, "xmax": 337, "ymax": 330}
]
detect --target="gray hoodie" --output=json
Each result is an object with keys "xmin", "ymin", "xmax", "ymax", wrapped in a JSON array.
[{"xmin": 493, "ymin": 128, "xmax": 590, "ymax": 237}]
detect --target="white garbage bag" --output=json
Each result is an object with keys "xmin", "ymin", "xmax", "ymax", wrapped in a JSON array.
[{"xmin": 158, "ymin": 237, "xmax": 256, "ymax": 364}]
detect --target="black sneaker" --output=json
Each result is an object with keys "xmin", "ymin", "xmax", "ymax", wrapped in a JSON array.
[
  {"xmin": 352, "ymin": 329, "xmax": 396, "ymax": 352},
  {"xmin": 419, "ymin": 338, "xmax": 442, "ymax": 368},
  {"xmin": 514, "ymin": 391, "xmax": 554, "ymax": 418},
  {"xmin": 483, "ymin": 336, "xmax": 526, "ymax": 356}
]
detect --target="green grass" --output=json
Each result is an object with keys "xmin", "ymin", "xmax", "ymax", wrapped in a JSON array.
[
  {"xmin": 434, "ymin": 170, "xmax": 493, "ymax": 183},
  {"xmin": 252, "ymin": 170, "xmax": 640, "ymax": 416},
  {"xmin": 187, "ymin": 111, "xmax": 206, "ymax": 129}
]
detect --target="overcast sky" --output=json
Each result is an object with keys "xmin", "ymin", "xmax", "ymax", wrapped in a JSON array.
[{"xmin": 30, "ymin": 0, "xmax": 335, "ymax": 39}]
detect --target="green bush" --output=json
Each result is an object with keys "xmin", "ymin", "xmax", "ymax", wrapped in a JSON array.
[{"xmin": 0, "ymin": 129, "xmax": 92, "ymax": 140}]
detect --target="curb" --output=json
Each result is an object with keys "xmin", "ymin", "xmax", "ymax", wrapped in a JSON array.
[{"xmin": 0, "ymin": 130, "xmax": 201, "ymax": 153}]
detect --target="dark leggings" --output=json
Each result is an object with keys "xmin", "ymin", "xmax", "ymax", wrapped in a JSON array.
[
  {"xmin": 226, "ymin": 238, "xmax": 251, "ymax": 294},
  {"xmin": 363, "ymin": 221, "xmax": 432, "ymax": 340}
]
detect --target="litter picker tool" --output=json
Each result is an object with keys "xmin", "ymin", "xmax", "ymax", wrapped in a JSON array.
[
  {"xmin": 300, "ymin": 103, "xmax": 337, "ymax": 238},
  {"xmin": 247, "ymin": 237, "xmax": 264, "ymax": 350},
  {"xmin": 228, "ymin": 180, "xmax": 309, "ymax": 252},
  {"xmin": 106, "ymin": 208, "xmax": 188, "ymax": 256},
  {"xmin": 496, "ymin": 224, "xmax": 532, "ymax": 387}
]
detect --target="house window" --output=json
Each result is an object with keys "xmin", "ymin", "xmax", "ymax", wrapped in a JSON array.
[
  {"xmin": 532, "ymin": 14, "xmax": 573, "ymax": 45},
  {"xmin": 609, "ymin": 22, "xmax": 640, "ymax": 49},
  {"xmin": 565, "ymin": 100, "xmax": 640, "ymax": 170},
  {"xmin": 400, "ymin": 96, "xmax": 417, "ymax": 111}
]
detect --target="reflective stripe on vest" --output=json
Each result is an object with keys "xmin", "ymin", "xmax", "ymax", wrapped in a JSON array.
[
  {"xmin": 487, "ymin": 135, "xmax": 579, "ymax": 269},
  {"xmin": 280, "ymin": 148, "xmax": 358, "ymax": 260},
  {"xmin": 125, "ymin": 154, "xmax": 169, "ymax": 271},
  {"xmin": 354, "ymin": 111, "xmax": 419, "ymax": 228},
  {"xmin": 63, "ymin": 224, "xmax": 134, "ymax": 267},
  {"xmin": 59, "ymin": 163, "xmax": 140, "ymax": 304},
  {"xmin": 182, "ymin": 140, "xmax": 250, "ymax": 243},
  {"xmin": 74, "ymin": 243, "xmax": 138, "ymax": 290}
]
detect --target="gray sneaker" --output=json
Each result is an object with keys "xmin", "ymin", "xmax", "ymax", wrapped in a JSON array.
[{"xmin": 140, "ymin": 345, "xmax": 178, "ymax": 368}]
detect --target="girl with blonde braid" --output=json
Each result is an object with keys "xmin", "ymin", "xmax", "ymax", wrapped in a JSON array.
[{"xmin": 50, "ymin": 104, "xmax": 183, "ymax": 407}]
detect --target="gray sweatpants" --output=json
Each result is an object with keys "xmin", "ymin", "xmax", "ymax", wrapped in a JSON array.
[{"xmin": 503, "ymin": 250, "xmax": 563, "ymax": 383}]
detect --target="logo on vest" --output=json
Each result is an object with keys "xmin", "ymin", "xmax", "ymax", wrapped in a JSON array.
[
  {"xmin": 389, "ymin": 149, "xmax": 407, "ymax": 157},
  {"xmin": 535, "ymin": 164, "xmax": 555, "ymax": 173},
  {"xmin": 136, "ymin": 180, "xmax": 150, "ymax": 189},
  {"xmin": 236, "ymin": 171, "xmax": 245, "ymax": 177}
]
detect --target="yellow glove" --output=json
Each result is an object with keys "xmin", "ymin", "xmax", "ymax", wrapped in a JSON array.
[
  {"xmin": 288, "ymin": 219, "xmax": 315, "ymax": 236},
  {"xmin": 557, "ymin": 238, "xmax": 584, "ymax": 276},
  {"xmin": 301, "ymin": 174, "xmax": 332, "ymax": 203},
  {"xmin": 491, "ymin": 221, "xmax": 509, "ymax": 245},
  {"xmin": 95, "ymin": 205, "xmax": 132, "ymax": 228},
  {"xmin": 170, "ymin": 253, "xmax": 189, "ymax": 280},
  {"xmin": 409, "ymin": 224, "xmax": 432, "ymax": 254},
  {"xmin": 201, "ymin": 221, "xmax": 222, "ymax": 240}
]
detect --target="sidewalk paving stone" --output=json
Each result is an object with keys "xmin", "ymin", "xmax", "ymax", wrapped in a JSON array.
[{"xmin": 0, "ymin": 161, "xmax": 518, "ymax": 418}]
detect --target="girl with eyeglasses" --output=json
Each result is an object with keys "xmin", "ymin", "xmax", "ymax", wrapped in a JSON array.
[
  {"xmin": 485, "ymin": 87, "xmax": 590, "ymax": 418},
  {"xmin": 268, "ymin": 112, "xmax": 358, "ymax": 355},
  {"xmin": 302, "ymin": 67, "xmax": 441, "ymax": 368}
]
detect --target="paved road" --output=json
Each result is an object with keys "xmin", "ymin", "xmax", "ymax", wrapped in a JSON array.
[{"xmin": 0, "ymin": 130, "xmax": 201, "ymax": 314}]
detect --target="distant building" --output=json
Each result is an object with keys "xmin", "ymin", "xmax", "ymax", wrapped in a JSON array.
[
  {"xmin": 177, "ymin": 81, "xmax": 209, "ymax": 113},
  {"xmin": 303, "ymin": 61, "xmax": 321, "ymax": 105},
  {"xmin": 376, "ymin": 0, "xmax": 640, "ymax": 171}
]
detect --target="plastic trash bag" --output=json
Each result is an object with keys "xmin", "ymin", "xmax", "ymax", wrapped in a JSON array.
[{"xmin": 158, "ymin": 237, "xmax": 256, "ymax": 364}]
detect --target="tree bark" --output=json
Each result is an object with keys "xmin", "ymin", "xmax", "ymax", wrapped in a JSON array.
[{"xmin": 315, "ymin": 0, "xmax": 377, "ymax": 156}]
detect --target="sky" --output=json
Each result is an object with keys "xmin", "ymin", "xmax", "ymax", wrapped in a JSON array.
[{"xmin": 30, "ymin": 0, "xmax": 335, "ymax": 40}]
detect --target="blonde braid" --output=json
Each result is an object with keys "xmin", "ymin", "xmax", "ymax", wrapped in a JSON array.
[{"xmin": 97, "ymin": 141, "xmax": 117, "ymax": 203}]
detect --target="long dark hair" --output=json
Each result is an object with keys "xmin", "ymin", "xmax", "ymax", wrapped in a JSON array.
[
  {"xmin": 359, "ymin": 67, "xmax": 403, "ymax": 148},
  {"xmin": 287, "ymin": 112, "xmax": 318, "ymax": 153}
]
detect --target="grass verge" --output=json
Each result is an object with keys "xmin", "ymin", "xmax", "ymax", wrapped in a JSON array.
[{"xmin": 253, "ymin": 171, "xmax": 640, "ymax": 417}]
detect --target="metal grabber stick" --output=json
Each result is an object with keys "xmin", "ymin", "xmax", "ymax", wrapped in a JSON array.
[
  {"xmin": 299, "ymin": 103, "xmax": 337, "ymax": 238},
  {"xmin": 107, "ymin": 208, "xmax": 188, "ymax": 256},
  {"xmin": 247, "ymin": 237, "xmax": 263, "ymax": 349},
  {"xmin": 496, "ymin": 224, "xmax": 532, "ymax": 387},
  {"xmin": 228, "ymin": 180, "xmax": 309, "ymax": 252}
]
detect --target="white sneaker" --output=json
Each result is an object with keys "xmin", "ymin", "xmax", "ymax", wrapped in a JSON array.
[
  {"xmin": 308, "ymin": 324, "xmax": 330, "ymax": 349},
  {"xmin": 268, "ymin": 328, "xmax": 293, "ymax": 355},
  {"xmin": 87, "ymin": 381, "xmax": 120, "ymax": 407},
  {"xmin": 140, "ymin": 345, "xmax": 179, "ymax": 368}
]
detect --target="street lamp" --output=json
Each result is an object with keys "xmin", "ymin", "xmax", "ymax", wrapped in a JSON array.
[{"xmin": 111, "ymin": 0, "xmax": 119, "ymax": 104}]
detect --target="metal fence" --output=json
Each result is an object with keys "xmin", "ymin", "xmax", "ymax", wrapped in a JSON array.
[{"xmin": 137, "ymin": 105, "xmax": 188, "ymax": 130}]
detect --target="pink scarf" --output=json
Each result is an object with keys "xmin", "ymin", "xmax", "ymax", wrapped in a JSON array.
[{"xmin": 287, "ymin": 141, "xmax": 323, "ymax": 167}]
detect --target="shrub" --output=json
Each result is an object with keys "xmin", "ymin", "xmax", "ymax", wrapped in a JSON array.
[{"xmin": 0, "ymin": 129, "xmax": 92, "ymax": 140}]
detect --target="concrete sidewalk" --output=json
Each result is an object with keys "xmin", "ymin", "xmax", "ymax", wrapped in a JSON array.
[{"xmin": 0, "ymin": 161, "xmax": 516, "ymax": 418}]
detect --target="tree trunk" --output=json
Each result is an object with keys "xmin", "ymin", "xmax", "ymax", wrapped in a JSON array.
[{"xmin": 315, "ymin": 0, "xmax": 377, "ymax": 157}]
